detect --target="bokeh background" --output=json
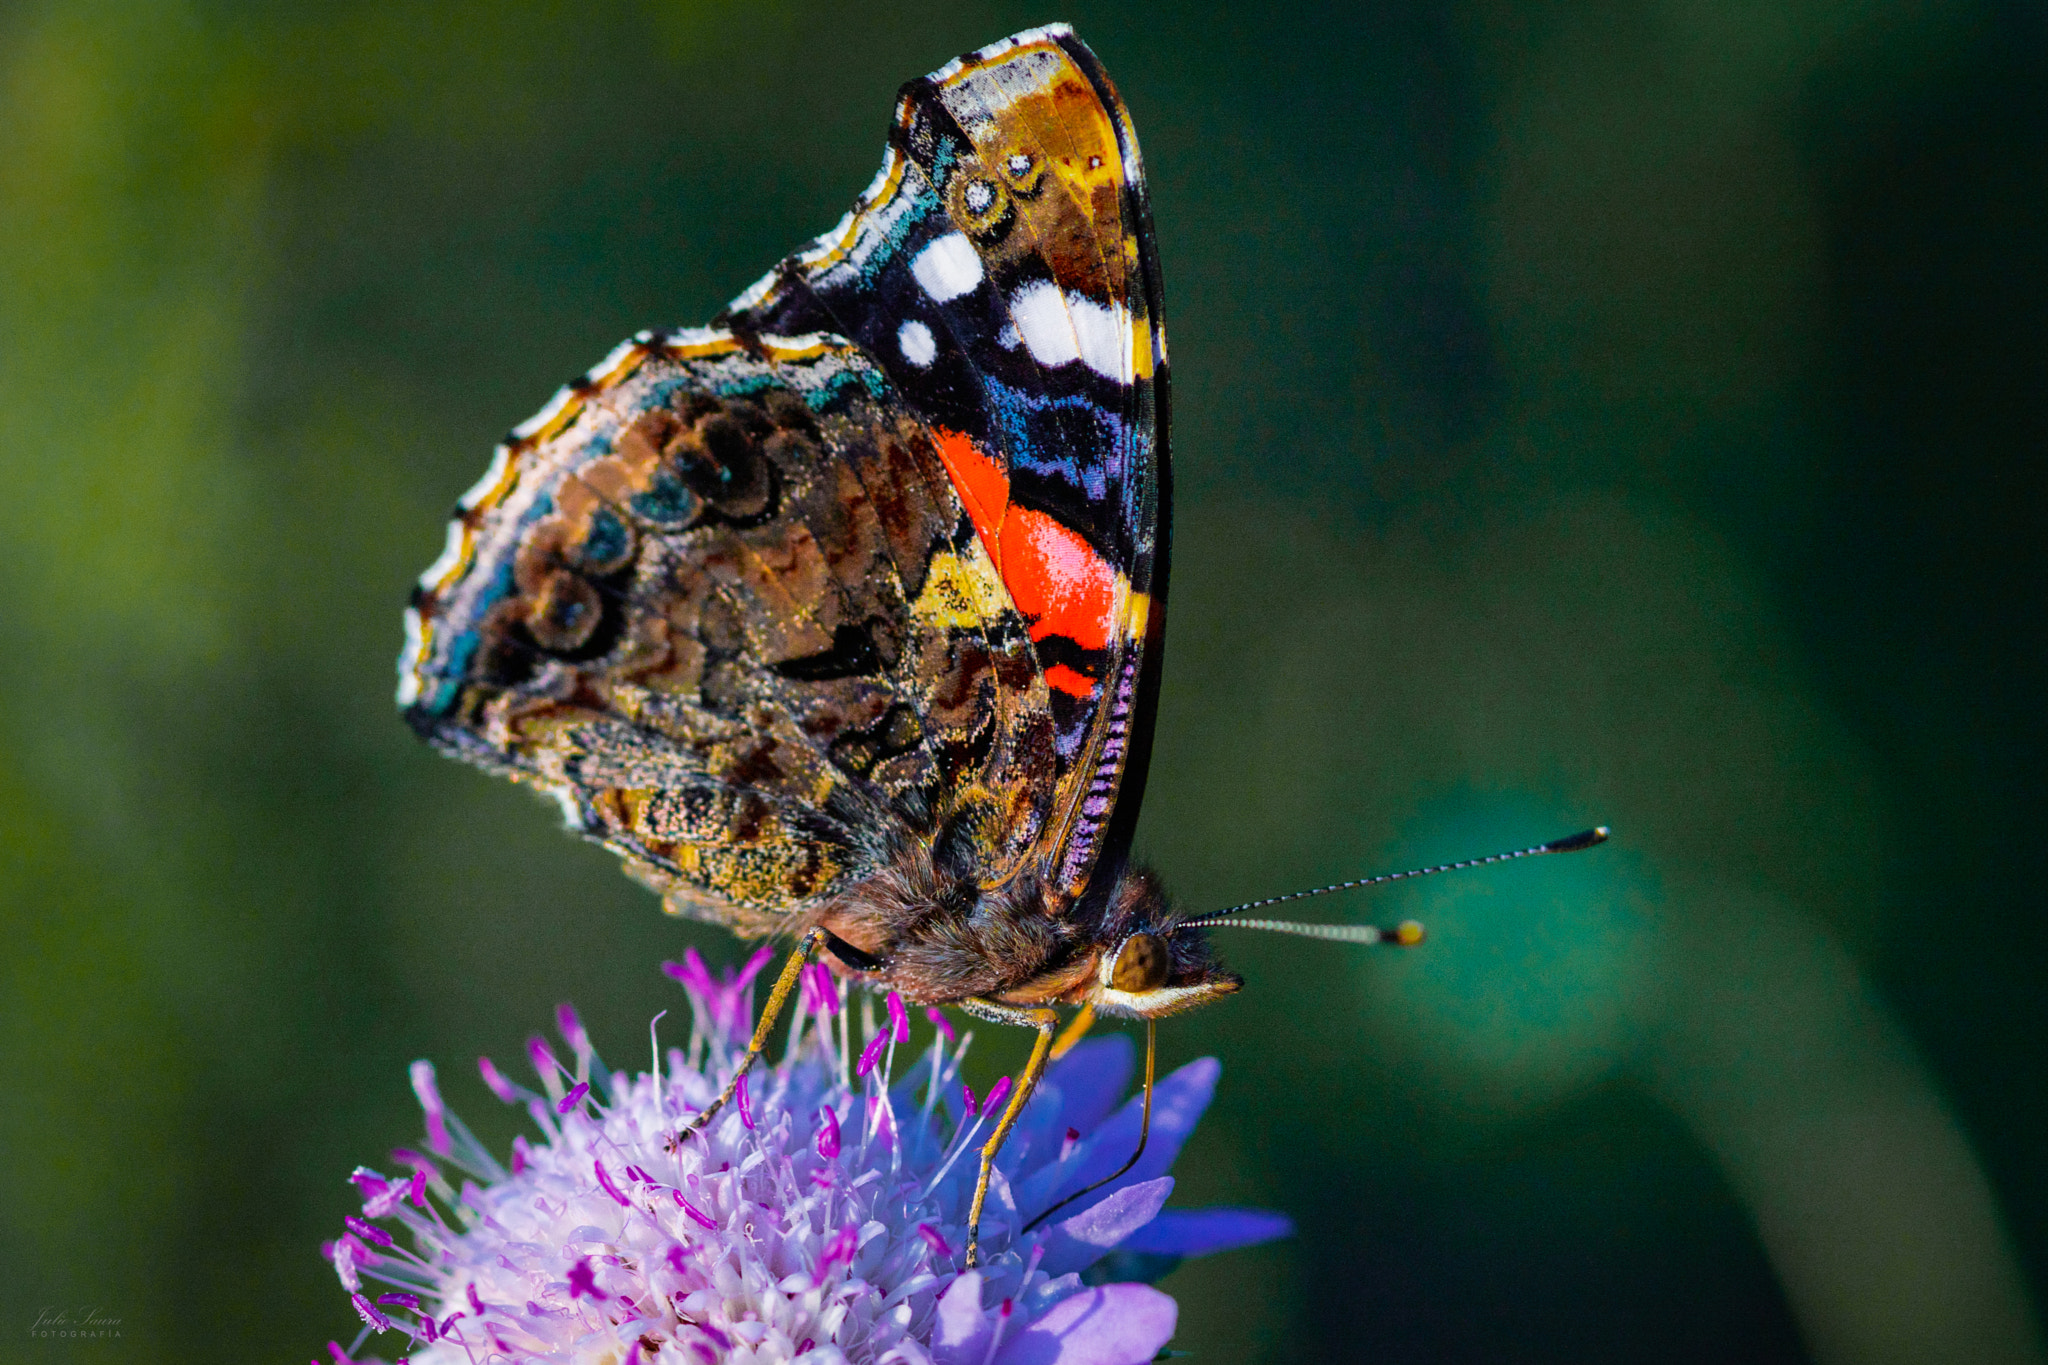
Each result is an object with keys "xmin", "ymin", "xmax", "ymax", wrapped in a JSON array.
[{"xmin": 3, "ymin": 1, "xmax": 2044, "ymax": 1361}]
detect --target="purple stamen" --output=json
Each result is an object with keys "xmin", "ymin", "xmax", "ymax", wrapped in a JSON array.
[
  {"xmin": 557, "ymin": 1081, "xmax": 590, "ymax": 1115},
  {"xmin": 344, "ymin": 1215, "xmax": 393, "ymax": 1249},
  {"xmin": 511, "ymin": 1134, "xmax": 530, "ymax": 1175},
  {"xmin": 556, "ymin": 1002, "xmax": 590, "ymax": 1059},
  {"xmin": 925, "ymin": 1006, "xmax": 957, "ymax": 1042},
  {"xmin": 736, "ymin": 1072, "xmax": 756, "ymax": 1130},
  {"xmin": 409, "ymin": 1060, "xmax": 453, "ymax": 1157},
  {"xmin": 328, "ymin": 1340, "xmax": 354, "ymax": 1363},
  {"xmin": 694, "ymin": 1322, "xmax": 733, "ymax": 1350},
  {"xmin": 818, "ymin": 1224, "xmax": 859, "ymax": 1276},
  {"xmin": 594, "ymin": 1157, "xmax": 630, "ymax": 1207},
  {"xmin": 468, "ymin": 1283, "xmax": 485, "ymax": 1315},
  {"xmin": 1060, "ymin": 1126, "xmax": 1082, "ymax": 1161},
  {"xmin": 797, "ymin": 1339, "xmax": 816, "ymax": 1354},
  {"xmin": 477, "ymin": 1055, "xmax": 519, "ymax": 1103},
  {"xmin": 566, "ymin": 1256, "xmax": 604, "ymax": 1300},
  {"xmin": 916, "ymin": 1222, "xmax": 953, "ymax": 1259},
  {"xmin": 666, "ymin": 1245, "xmax": 689, "ymax": 1275},
  {"xmin": 856, "ymin": 1031, "xmax": 887, "ymax": 1079},
  {"xmin": 673, "ymin": 1189, "xmax": 718, "ymax": 1230},
  {"xmin": 625, "ymin": 1164, "xmax": 653, "ymax": 1184},
  {"xmin": 389, "ymin": 1148, "xmax": 439, "ymax": 1181},
  {"xmin": 984, "ymin": 1076, "xmax": 1013, "ymax": 1116},
  {"xmin": 406, "ymin": 1169, "xmax": 428, "ymax": 1209},
  {"xmin": 377, "ymin": 1292, "xmax": 422, "ymax": 1310},
  {"xmin": 887, "ymin": 991, "xmax": 910, "ymax": 1044},
  {"xmin": 351, "ymin": 1292, "xmax": 395, "ymax": 1332},
  {"xmin": 527, "ymin": 1035, "xmax": 561, "ymax": 1083},
  {"xmin": 816, "ymin": 1105, "xmax": 841, "ymax": 1159},
  {"xmin": 962, "ymin": 1082, "xmax": 979, "ymax": 1118},
  {"xmin": 802, "ymin": 963, "xmax": 840, "ymax": 1015}
]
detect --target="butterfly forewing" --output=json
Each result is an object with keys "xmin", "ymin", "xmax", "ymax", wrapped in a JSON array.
[{"xmin": 724, "ymin": 25, "xmax": 1170, "ymax": 902}]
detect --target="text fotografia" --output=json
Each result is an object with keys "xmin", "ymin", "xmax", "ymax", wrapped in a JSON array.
[{"xmin": 29, "ymin": 1307, "xmax": 123, "ymax": 1339}]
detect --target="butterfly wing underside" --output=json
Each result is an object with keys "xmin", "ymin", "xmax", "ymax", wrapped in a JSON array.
[
  {"xmin": 398, "ymin": 26, "xmax": 1167, "ymax": 935},
  {"xmin": 725, "ymin": 24, "xmax": 1170, "ymax": 903}
]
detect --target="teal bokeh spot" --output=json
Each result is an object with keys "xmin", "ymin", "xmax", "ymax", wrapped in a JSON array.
[{"xmin": 1358, "ymin": 798, "xmax": 1648, "ymax": 1108}]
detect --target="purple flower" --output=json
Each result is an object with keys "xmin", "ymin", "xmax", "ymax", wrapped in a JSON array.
[{"xmin": 323, "ymin": 959, "xmax": 1288, "ymax": 1363}]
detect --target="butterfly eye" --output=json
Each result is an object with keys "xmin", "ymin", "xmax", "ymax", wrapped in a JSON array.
[
  {"xmin": 947, "ymin": 167, "xmax": 1013, "ymax": 240},
  {"xmin": 1108, "ymin": 932, "xmax": 1169, "ymax": 993},
  {"xmin": 999, "ymin": 149, "xmax": 1044, "ymax": 195}
]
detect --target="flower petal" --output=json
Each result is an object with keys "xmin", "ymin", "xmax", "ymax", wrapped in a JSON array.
[
  {"xmin": 992, "ymin": 1284, "xmax": 1177, "ymax": 1365},
  {"xmin": 1039, "ymin": 1036, "xmax": 1134, "ymax": 1134},
  {"xmin": 1117, "ymin": 1206, "xmax": 1294, "ymax": 1258},
  {"xmin": 1042, "ymin": 1058, "xmax": 1218, "ymax": 1217},
  {"xmin": 930, "ymin": 1269, "xmax": 990, "ymax": 1365},
  {"xmin": 1037, "ymin": 1177, "xmax": 1174, "ymax": 1277}
]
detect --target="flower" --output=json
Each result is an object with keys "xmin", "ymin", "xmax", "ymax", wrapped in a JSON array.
[{"xmin": 320, "ymin": 952, "xmax": 1291, "ymax": 1365}]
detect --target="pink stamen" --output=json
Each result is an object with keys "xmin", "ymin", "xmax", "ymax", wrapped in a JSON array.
[
  {"xmin": 593, "ymin": 1158, "xmax": 630, "ymax": 1207},
  {"xmin": 925, "ymin": 1006, "xmax": 957, "ymax": 1042},
  {"xmin": 737, "ymin": 1072, "xmax": 756, "ymax": 1130},
  {"xmin": 408, "ymin": 1060, "xmax": 453, "ymax": 1156},
  {"xmin": 351, "ymin": 1292, "xmax": 394, "ymax": 1331},
  {"xmin": 511, "ymin": 1135, "xmax": 530, "ymax": 1175},
  {"xmin": 673, "ymin": 1189, "xmax": 718, "ymax": 1230},
  {"xmin": 557, "ymin": 1081, "xmax": 590, "ymax": 1115},
  {"xmin": 1060, "ymin": 1126, "xmax": 1082, "ymax": 1161},
  {"xmin": 818, "ymin": 1223, "xmax": 859, "ymax": 1276},
  {"xmin": 984, "ymin": 1076, "xmax": 1013, "ymax": 1116},
  {"xmin": 344, "ymin": 1215, "xmax": 393, "ymax": 1249},
  {"xmin": 916, "ymin": 1222, "xmax": 953, "ymax": 1259},
  {"xmin": 406, "ymin": 1169, "xmax": 428, "ymax": 1209},
  {"xmin": 555, "ymin": 1002, "xmax": 591, "ymax": 1058},
  {"xmin": 527, "ymin": 1035, "xmax": 561, "ymax": 1083},
  {"xmin": 566, "ymin": 1256, "xmax": 604, "ymax": 1300},
  {"xmin": 856, "ymin": 1031, "xmax": 887, "ymax": 1079},
  {"xmin": 478, "ymin": 1054, "xmax": 519, "ymax": 1103},
  {"xmin": 816, "ymin": 1105, "xmax": 842, "ymax": 1159},
  {"xmin": 886, "ymin": 991, "xmax": 910, "ymax": 1043},
  {"xmin": 802, "ymin": 963, "xmax": 840, "ymax": 1015},
  {"xmin": 962, "ymin": 1082, "xmax": 979, "ymax": 1118}
]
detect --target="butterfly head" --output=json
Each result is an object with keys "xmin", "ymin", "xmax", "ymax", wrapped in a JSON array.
[{"xmin": 1080, "ymin": 870, "xmax": 1242, "ymax": 1020}]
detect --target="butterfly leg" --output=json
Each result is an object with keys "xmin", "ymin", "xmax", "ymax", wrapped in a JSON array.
[
  {"xmin": 674, "ymin": 927, "xmax": 822, "ymax": 1144},
  {"xmin": 957, "ymin": 997, "xmax": 1060, "ymax": 1268},
  {"xmin": 1023, "ymin": 1019, "xmax": 1156, "ymax": 1234}
]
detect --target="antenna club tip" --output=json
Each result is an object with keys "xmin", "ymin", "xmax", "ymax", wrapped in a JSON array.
[
  {"xmin": 1544, "ymin": 826, "xmax": 1611, "ymax": 854},
  {"xmin": 1394, "ymin": 920, "xmax": 1425, "ymax": 947}
]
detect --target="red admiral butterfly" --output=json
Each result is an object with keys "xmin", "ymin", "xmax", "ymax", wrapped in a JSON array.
[{"xmin": 399, "ymin": 25, "xmax": 1606, "ymax": 1264}]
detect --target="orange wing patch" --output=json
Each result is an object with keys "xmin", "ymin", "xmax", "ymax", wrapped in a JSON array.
[{"xmin": 933, "ymin": 427, "xmax": 1120, "ymax": 669}]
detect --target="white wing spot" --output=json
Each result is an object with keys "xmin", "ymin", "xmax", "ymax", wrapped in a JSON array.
[
  {"xmin": 1068, "ymin": 295, "xmax": 1131, "ymax": 382},
  {"xmin": 911, "ymin": 233, "xmax": 983, "ymax": 302},
  {"xmin": 1009, "ymin": 280, "xmax": 1080, "ymax": 367},
  {"xmin": 1008, "ymin": 281, "xmax": 1131, "ymax": 382},
  {"xmin": 898, "ymin": 319, "xmax": 937, "ymax": 368}
]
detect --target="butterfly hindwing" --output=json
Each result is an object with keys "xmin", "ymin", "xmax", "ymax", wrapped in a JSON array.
[{"xmin": 400, "ymin": 330, "xmax": 1060, "ymax": 932}]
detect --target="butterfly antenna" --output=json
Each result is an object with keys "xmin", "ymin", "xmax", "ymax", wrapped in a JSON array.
[{"xmin": 1179, "ymin": 826, "xmax": 1609, "ymax": 934}]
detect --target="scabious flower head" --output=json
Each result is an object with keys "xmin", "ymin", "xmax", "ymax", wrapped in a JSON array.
[{"xmin": 322, "ymin": 950, "xmax": 1289, "ymax": 1364}]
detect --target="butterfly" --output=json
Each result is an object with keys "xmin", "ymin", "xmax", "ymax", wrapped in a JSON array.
[{"xmin": 398, "ymin": 24, "xmax": 1605, "ymax": 1265}]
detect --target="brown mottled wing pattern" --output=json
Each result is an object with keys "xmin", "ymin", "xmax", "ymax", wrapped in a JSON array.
[{"xmin": 399, "ymin": 329, "xmax": 1055, "ymax": 933}]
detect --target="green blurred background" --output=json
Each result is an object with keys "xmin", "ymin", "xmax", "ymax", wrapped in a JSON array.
[{"xmin": 3, "ymin": 1, "xmax": 2044, "ymax": 1361}]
